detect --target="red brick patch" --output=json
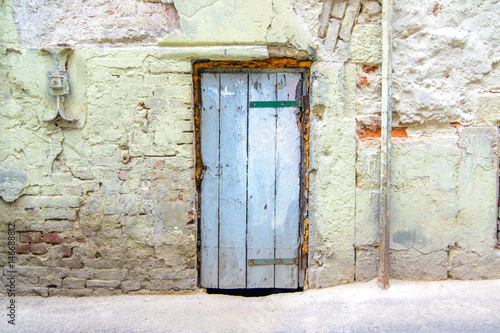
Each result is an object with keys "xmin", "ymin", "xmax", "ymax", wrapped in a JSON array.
[
  {"xmin": 15, "ymin": 243, "xmax": 31, "ymax": 254},
  {"xmin": 60, "ymin": 245, "xmax": 73, "ymax": 258},
  {"xmin": 362, "ymin": 65, "xmax": 378, "ymax": 73},
  {"xmin": 433, "ymin": 4, "xmax": 440, "ymax": 16},
  {"xmin": 358, "ymin": 127, "xmax": 408, "ymax": 140},
  {"xmin": 359, "ymin": 77, "xmax": 370, "ymax": 87},
  {"xmin": 82, "ymin": 228, "xmax": 98, "ymax": 237},
  {"xmin": 42, "ymin": 233, "xmax": 64, "ymax": 244},
  {"xmin": 20, "ymin": 232, "xmax": 42, "ymax": 243}
]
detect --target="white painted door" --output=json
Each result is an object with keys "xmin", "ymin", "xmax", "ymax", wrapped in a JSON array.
[{"xmin": 200, "ymin": 72, "xmax": 302, "ymax": 289}]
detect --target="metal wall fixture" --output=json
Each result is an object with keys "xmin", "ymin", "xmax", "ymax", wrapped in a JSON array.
[{"xmin": 42, "ymin": 47, "xmax": 76, "ymax": 123}]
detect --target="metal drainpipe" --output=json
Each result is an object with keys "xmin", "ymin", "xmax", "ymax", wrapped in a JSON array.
[{"xmin": 379, "ymin": 0, "xmax": 393, "ymax": 289}]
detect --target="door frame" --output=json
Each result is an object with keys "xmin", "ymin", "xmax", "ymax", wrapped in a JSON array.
[{"xmin": 193, "ymin": 58, "xmax": 312, "ymax": 289}]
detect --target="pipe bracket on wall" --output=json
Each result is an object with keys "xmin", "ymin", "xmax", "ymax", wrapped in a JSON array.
[{"xmin": 42, "ymin": 47, "xmax": 77, "ymax": 123}]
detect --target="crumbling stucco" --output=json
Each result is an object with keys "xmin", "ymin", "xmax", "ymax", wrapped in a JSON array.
[
  {"xmin": 392, "ymin": 0, "xmax": 500, "ymax": 125},
  {"xmin": 308, "ymin": 62, "xmax": 357, "ymax": 288},
  {"xmin": 12, "ymin": 0, "xmax": 180, "ymax": 47},
  {"xmin": 1, "ymin": 0, "xmax": 500, "ymax": 296},
  {"xmin": 356, "ymin": 128, "xmax": 500, "ymax": 280}
]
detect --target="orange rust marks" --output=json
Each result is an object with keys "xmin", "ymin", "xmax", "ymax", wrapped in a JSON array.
[
  {"xmin": 359, "ymin": 77, "xmax": 370, "ymax": 86},
  {"xmin": 358, "ymin": 128, "xmax": 380, "ymax": 139},
  {"xmin": 392, "ymin": 128, "xmax": 408, "ymax": 138},
  {"xmin": 358, "ymin": 127, "xmax": 408, "ymax": 140},
  {"xmin": 193, "ymin": 58, "xmax": 312, "ymax": 276},
  {"xmin": 433, "ymin": 4, "xmax": 440, "ymax": 16},
  {"xmin": 362, "ymin": 65, "xmax": 378, "ymax": 73},
  {"xmin": 450, "ymin": 122, "xmax": 462, "ymax": 126},
  {"xmin": 193, "ymin": 70, "xmax": 203, "ymax": 186},
  {"xmin": 303, "ymin": 111, "xmax": 310, "ymax": 255},
  {"xmin": 193, "ymin": 58, "xmax": 312, "ymax": 72},
  {"xmin": 305, "ymin": 122, "xmax": 310, "ymax": 170},
  {"xmin": 302, "ymin": 218, "xmax": 309, "ymax": 253}
]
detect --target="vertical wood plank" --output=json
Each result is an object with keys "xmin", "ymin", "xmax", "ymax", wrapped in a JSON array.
[
  {"xmin": 199, "ymin": 73, "xmax": 220, "ymax": 288},
  {"xmin": 275, "ymin": 73, "xmax": 301, "ymax": 288},
  {"xmin": 218, "ymin": 74, "xmax": 248, "ymax": 289},
  {"xmin": 247, "ymin": 73, "xmax": 277, "ymax": 288}
]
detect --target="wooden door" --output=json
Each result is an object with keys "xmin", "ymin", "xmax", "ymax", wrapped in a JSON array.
[{"xmin": 199, "ymin": 72, "xmax": 303, "ymax": 289}]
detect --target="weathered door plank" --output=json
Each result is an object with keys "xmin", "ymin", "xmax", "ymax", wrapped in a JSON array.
[
  {"xmin": 247, "ymin": 73, "xmax": 277, "ymax": 288},
  {"xmin": 218, "ymin": 74, "xmax": 248, "ymax": 289},
  {"xmin": 274, "ymin": 73, "xmax": 301, "ymax": 288},
  {"xmin": 199, "ymin": 73, "xmax": 220, "ymax": 288},
  {"xmin": 200, "ymin": 71, "xmax": 302, "ymax": 289}
]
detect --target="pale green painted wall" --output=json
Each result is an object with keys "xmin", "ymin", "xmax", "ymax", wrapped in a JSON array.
[{"xmin": 0, "ymin": 0, "xmax": 499, "ymax": 296}]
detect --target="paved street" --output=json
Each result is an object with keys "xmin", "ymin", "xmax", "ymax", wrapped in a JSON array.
[{"xmin": 2, "ymin": 279, "xmax": 500, "ymax": 332}]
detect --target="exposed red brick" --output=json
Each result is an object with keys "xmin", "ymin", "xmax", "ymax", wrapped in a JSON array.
[
  {"xmin": 359, "ymin": 77, "xmax": 370, "ymax": 86},
  {"xmin": 178, "ymin": 192, "xmax": 184, "ymax": 201},
  {"xmin": 64, "ymin": 237, "xmax": 86, "ymax": 244},
  {"xmin": 42, "ymin": 233, "xmax": 64, "ymax": 244},
  {"xmin": 358, "ymin": 127, "xmax": 408, "ymax": 140},
  {"xmin": 20, "ymin": 232, "xmax": 42, "ymax": 243},
  {"xmin": 433, "ymin": 5, "xmax": 440, "ymax": 16},
  {"xmin": 362, "ymin": 65, "xmax": 378, "ymax": 73},
  {"xmin": 15, "ymin": 243, "xmax": 31, "ymax": 254},
  {"xmin": 392, "ymin": 128, "xmax": 409, "ymax": 138},
  {"xmin": 82, "ymin": 228, "xmax": 98, "ymax": 237},
  {"xmin": 60, "ymin": 245, "xmax": 72, "ymax": 258},
  {"xmin": 358, "ymin": 128, "xmax": 380, "ymax": 139},
  {"xmin": 30, "ymin": 243, "xmax": 48, "ymax": 255}
]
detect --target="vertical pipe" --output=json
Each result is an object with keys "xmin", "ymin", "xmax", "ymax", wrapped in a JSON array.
[{"xmin": 378, "ymin": 0, "xmax": 393, "ymax": 289}]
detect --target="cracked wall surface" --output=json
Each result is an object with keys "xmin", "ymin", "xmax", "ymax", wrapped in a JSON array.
[
  {"xmin": 392, "ymin": 0, "xmax": 500, "ymax": 125},
  {"xmin": 353, "ymin": 0, "xmax": 500, "ymax": 282},
  {"xmin": 12, "ymin": 0, "xmax": 180, "ymax": 47},
  {"xmin": 1, "ymin": 0, "xmax": 499, "ymax": 296}
]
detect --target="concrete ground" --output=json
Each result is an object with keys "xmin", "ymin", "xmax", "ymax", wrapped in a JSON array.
[{"xmin": 2, "ymin": 279, "xmax": 500, "ymax": 332}]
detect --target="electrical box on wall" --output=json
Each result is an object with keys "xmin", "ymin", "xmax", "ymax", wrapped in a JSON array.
[
  {"xmin": 48, "ymin": 70, "xmax": 70, "ymax": 96},
  {"xmin": 42, "ymin": 47, "xmax": 79, "ymax": 124}
]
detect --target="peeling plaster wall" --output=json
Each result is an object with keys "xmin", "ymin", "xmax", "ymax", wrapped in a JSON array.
[
  {"xmin": 393, "ymin": 0, "xmax": 500, "ymax": 125},
  {"xmin": 354, "ymin": 0, "xmax": 500, "ymax": 282},
  {"xmin": 12, "ymin": 0, "xmax": 180, "ymax": 47},
  {"xmin": 308, "ymin": 63, "xmax": 356, "ymax": 288},
  {"xmin": 1, "ymin": 0, "xmax": 500, "ymax": 296},
  {"xmin": 387, "ymin": 0, "xmax": 500, "ymax": 280}
]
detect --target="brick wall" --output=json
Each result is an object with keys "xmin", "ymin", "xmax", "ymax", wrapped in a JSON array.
[{"xmin": 0, "ymin": 49, "xmax": 197, "ymax": 296}]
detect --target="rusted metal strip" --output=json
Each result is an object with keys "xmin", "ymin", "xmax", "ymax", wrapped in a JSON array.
[
  {"xmin": 379, "ymin": 0, "xmax": 393, "ymax": 289},
  {"xmin": 300, "ymin": 94, "xmax": 310, "ymax": 288},
  {"xmin": 249, "ymin": 100, "xmax": 302, "ymax": 108},
  {"xmin": 248, "ymin": 258, "xmax": 298, "ymax": 266}
]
